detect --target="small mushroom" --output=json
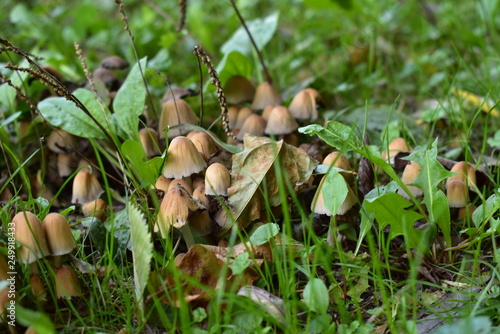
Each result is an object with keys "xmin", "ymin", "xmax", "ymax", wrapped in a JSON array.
[
  {"xmin": 138, "ymin": 127, "xmax": 161, "ymax": 158},
  {"xmin": 397, "ymin": 161, "xmax": 423, "ymax": 199},
  {"xmin": 237, "ymin": 114, "xmax": 267, "ymax": 141},
  {"xmin": 234, "ymin": 107, "xmax": 254, "ymax": 130},
  {"xmin": 264, "ymin": 106, "xmax": 298, "ymax": 136},
  {"xmin": 55, "ymin": 265, "xmax": 82, "ymax": 299},
  {"xmin": 100, "ymin": 55, "xmax": 129, "ymax": 70},
  {"xmin": 42, "ymin": 213, "xmax": 76, "ymax": 268},
  {"xmin": 81, "ymin": 199, "xmax": 108, "ymax": 221},
  {"xmin": 224, "ymin": 75, "xmax": 256, "ymax": 105},
  {"xmin": 158, "ymin": 99, "xmax": 199, "ymax": 139},
  {"xmin": 162, "ymin": 136, "xmax": 206, "ymax": 179},
  {"xmin": 251, "ymin": 82, "xmax": 282, "ymax": 110},
  {"xmin": 205, "ymin": 163, "xmax": 231, "ymax": 197},
  {"xmin": 71, "ymin": 167, "xmax": 103, "ymax": 204},
  {"xmin": 288, "ymin": 88, "xmax": 322, "ymax": 121},
  {"xmin": 13, "ymin": 212, "xmax": 50, "ymax": 266}
]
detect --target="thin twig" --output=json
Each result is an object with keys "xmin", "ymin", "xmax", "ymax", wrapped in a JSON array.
[{"xmin": 228, "ymin": 0, "xmax": 273, "ymax": 84}]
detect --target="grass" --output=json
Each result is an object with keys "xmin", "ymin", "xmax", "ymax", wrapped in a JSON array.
[{"xmin": 1, "ymin": 0, "xmax": 500, "ymax": 333}]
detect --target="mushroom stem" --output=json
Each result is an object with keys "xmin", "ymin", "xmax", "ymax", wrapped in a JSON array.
[
  {"xmin": 53, "ymin": 256, "xmax": 62, "ymax": 269},
  {"xmin": 29, "ymin": 262, "xmax": 39, "ymax": 275},
  {"xmin": 180, "ymin": 225, "xmax": 195, "ymax": 249}
]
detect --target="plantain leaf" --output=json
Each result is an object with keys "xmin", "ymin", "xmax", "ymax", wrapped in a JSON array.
[
  {"xmin": 303, "ymin": 278, "xmax": 329, "ymax": 314},
  {"xmin": 38, "ymin": 88, "xmax": 113, "ymax": 139},
  {"xmin": 128, "ymin": 203, "xmax": 153, "ymax": 323},
  {"xmin": 121, "ymin": 140, "xmax": 163, "ymax": 187},
  {"xmin": 113, "ymin": 57, "xmax": 147, "ymax": 141}
]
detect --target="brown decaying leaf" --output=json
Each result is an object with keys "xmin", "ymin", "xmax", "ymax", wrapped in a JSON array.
[{"xmin": 222, "ymin": 135, "xmax": 318, "ymax": 234}]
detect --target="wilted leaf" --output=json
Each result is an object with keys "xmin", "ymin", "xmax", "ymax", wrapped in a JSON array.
[
  {"xmin": 303, "ymin": 278, "xmax": 329, "ymax": 314},
  {"xmin": 237, "ymin": 285, "xmax": 286, "ymax": 325},
  {"xmin": 221, "ymin": 12, "xmax": 279, "ymax": 56},
  {"xmin": 129, "ymin": 203, "xmax": 153, "ymax": 322},
  {"xmin": 113, "ymin": 57, "xmax": 147, "ymax": 141},
  {"xmin": 222, "ymin": 136, "xmax": 317, "ymax": 233}
]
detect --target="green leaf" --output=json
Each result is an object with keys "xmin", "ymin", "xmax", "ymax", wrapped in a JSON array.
[
  {"xmin": 346, "ymin": 265, "xmax": 370, "ymax": 303},
  {"xmin": 121, "ymin": 140, "xmax": 163, "ymax": 186},
  {"xmin": 364, "ymin": 193, "xmax": 424, "ymax": 250},
  {"xmin": 321, "ymin": 167, "xmax": 349, "ymax": 215},
  {"xmin": 221, "ymin": 12, "xmax": 279, "ymax": 56},
  {"xmin": 0, "ymin": 64, "xmax": 28, "ymax": 114},
  {"xmin": 113, "ymin": 57, "xmax": 147, "ymax": 141},
  {"xmin": 16, "ymin": 305, "xmax": 56, "ymax": 334},
  {"xmin": 104, "ymin": 209, "xmax": 132, "ymax": 253},
  {"xmin": 81, "ymin": 216, "xmax": 109, "ymax": 255},
  {"xmin": 304, "ymin": 0, "xmax": 353, "ymax": 10},
  {"xmin": 433, "ymin": 316, "xmax": 491, "ymax": 334},
  {"xmin": 250, "ymin": 223, "xmax": 279, "ymax": 246},
  {"xmin": 472, "ymin": 193, "xmax": 500, "ymax": 229},
  {"xmin": 128, "ymin": 203, "xmax": 153, "ymax": 323},
  {"xmin": 230, "ymin": 252, "xmax": 250, "ymax": 275},
  {"xmin": 429, "ymin": 190, "xmax": 451, "ymax": 249},
  {"xmin": 303, "ymin": 278, "xmax": 329, "ymax": 314},
  {"xmin": 216, "ymin": 51, "xmax": 253, "ymax": 88},
  {"xmin": 38, "ymin": 88, "xmax": 112, "ymax": 139}
]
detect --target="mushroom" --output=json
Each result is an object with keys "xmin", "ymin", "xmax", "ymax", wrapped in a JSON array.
[
  {"xmin": 251, "ymin": 82, "xmax": 282, "ymax": 110},
  {"xmin": 311, "ymin": 176, "xmax": 357, "ymax": 216},
  {"xmin": 227, "ymin": 106, "xmax": 240, "ymax": 130},
  {"xmin": 100, "ymin": 55, "xmax": 129, "ymax": 70},
  {"xmin": 264, "ymin": 106, "xmax": 299, "ymax": 137},
  {"xmin": 81, "ymin": 199, "xmax": 108, "ymax": 222},
  {"xmin": 168, "ymin": 178, "xmax": 194, "ymax": 195},
  {"xmin": 42, "ymin": 213, "xmax": 76, "ymax": 268},
  {"xmin": 156, "ymin": 185, "xmax": 206, "ymax": 246},
  {"xmin": 322, "ymin": 152, "xmax": 355, "ymax": 185},
  {"xmin": 46, "ymin": 130, "xmax": 77, "ymax": 154},
  {"xmin": 158, "ymin": 99, "xmax": 199, "ymax": 139},
  {"xmin": 237, "ymin": 114, "xmax": 267, "ymax": 141},
  {"xmin": 55, "ymin": 265, "xmax": 82, "ymax": 299},
  {"xmin": 234, "ymin": 107, "xmax": 254, "ymax": 130},
  {"xmin": 205, "ymin": 163, "xmax": 231, "ymax": 197},
  {"xmin": 397, "ymin": 161, "xmax": 423, "ymax": 199},
  {"xmin": 224, "ymin": 75, "xmax": 256, "ymax": 105},
  {"xmin": 162, "ymin": 136, "xmax": 206, "ymax": 179},
  {"xmin": 12, "ymin": 212, "xmax": 50, "ymax": 266},
  {"xmin": 155, "ymin": 176, "xmax": 172, "ymax": 192},
  {"xmin": 382, "ymin": 137, "xmax": 411, "ymax": 165},
  {"xmin": 190, "ymin": 132, "xmax": 220, "ymax": 161},
  {"xmin": 30, "ymin": 273, "xmax": 46, "ymax": 302},
  {"xmin": 71, "ymin": 167, "xmax": 103, "ymax": 204},
  {"xmin": 446, "ymin": 179, "xmax": 467, "ymax": 208},
  {"xmin": 138, "ymin": 127, "xmax": 161, "ymax": 158},
  {"xmin": 449, "ymin": 161, "xmax": 476, "ymax": 190},
  {"xmin": 288, "ymin": 88, "xmax": 322, "ymax": 121}
]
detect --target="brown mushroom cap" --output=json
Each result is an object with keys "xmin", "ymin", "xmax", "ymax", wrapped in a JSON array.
[
  {"xmin": 251, "ymin": 82, "xmax": 282, "ymax": 110},
  {"xmin": 71, "ymin": 167, "xmax": 104, "ymax": 204},
  {"xmin": 397, "ymin": 161, "xmax": 423, "ymax": 199},
  {"xmin": 42, "ymin": 213, "xmax": 76, "ymax": 256},
  {"xmin": 13, "ymin": 212, "xmax": 50, "ymax": 264},
  {"xmin": 47, "ymin": 130, "xmax": 77, "ymax": 154},
  {"xmin": 168, "ymin": 178, "xmax": 194, "ymax": 195},
  {"xmin": 288, "ymin": 88, "xmax": 321, "ymax": 121},
  {"xmin": 81, "ymin": 199, "xmax": 108, "ymax": 221},
  {"xmin": 158, "ymin": 99, "xmax": 199, "ymax": 139},
  {"xmin": 311, "ymin": 177, "xmax": 357, "ymax": 216},
  {"xmin": 228, "ymin": 106, "xmax": 240, "ymax": 130},
  {"xmin": 449, "ymin": 161, "xmax": 476, "ymax": 190},
  {"xmin": 237, "ymin": 114, "xmax": 267, "ymax": 141},
  {"xmin": 163, "ymin": 136, "xmax": 207, "ymax": 179},
  {"xmin": 446, "ymin": 179, "xmax": 468, "ymax": 208},
  {"xmin": 205, "ymin": 163, "xmax": 231, "ymax": 197},
  {"xmin": 264, "ymin": 106, "xmax": 299, "ymax": 135},
  {"xmin": 139, "ymin": 127, "xmax": 161, "ymax": 158},
  {"xmin": 224, "ymin": 75, "xmax": 256, "ymax": 105},
  {"xmin": 190, "ymin": 132, "xmax": 220, "ymax": 159},
  {"xmin": 155, "ymin": 176, "xmax": 172, "ymax": 192},
  {"xmin": 93, "ymin": 67, "xmax": 117, "ymax": 85},
  {"xmin": 55, "ymin": 265, "xmax": 82, "ymax": 299},
  {"xmin": 100, "ymin": 55, "xmax": 129, "ymax": 70},
  {"xmin": 382, "ymin": 137, "xmax": 411, "ymax": 164},
  {"xmin": 322, "ymin": 152, "xmax": 355, "ymax": 185},
  {"xmin": 156, "ymin": 185, "xmax": 205, "ymax": 238},
  {"xmin": 234, "ymin": 107, "xmax": 254, "ymax": 130}
]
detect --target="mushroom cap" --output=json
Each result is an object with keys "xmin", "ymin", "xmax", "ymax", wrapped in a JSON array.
[
  {"xmin": 261, "ymin": 104, "xmax": 275, "ymax": 122},
  {"xmin": 158, "ymin": 99, "xmax": 199, "ymax": 139},
  {"xmin": 190, "ymin": 132, "xmax": 219, "ymax": 159},
  {"xmin": 322, "ymin": 152, "xmax": 355, "ymax": 185},
  {"xmin": 382, "ymin": 137, "xmax": 411, "ymax": 163},
  {"xmin": 251, "ymin": 82, "xmax": 282, "ymax": 110},
  {"xmin": 234, "ymin": 107, "xmax": 254, "ymax": 130},
  {"xmin": 449, "ymin": 161, "xmax": 476, "ymax": 190},
  {"xmin": 168, "ymin": 178, "xmax": 193, "ymax": 195},
  {"xmin": 138, "ymin": 127, "xmax": 161, "ymax": 158},
  {"xmin": 205, "ymin": 163, "xmax": 231, "ymax": 197},
  {"xmin": 446, "ymin": 179, "xmax": 467, "ymax": 208},
  {"xmin": 224, "ymin": 75, "xmax": 256, "ymax": 105},
  {"xmin": 155, "ymin": 175, "xmax": 172, "ymax": 192},
  {"xmin": 193, "ymin": 186, "xmax": 211, "ymax": 209},
  {"xmin": 81, "ymin": 199, "xmax": 108, "ymax": 221},
  {"xmin": 156, "ymin": 185, "xmax": 205, "ymax": 237},
  {"xmin": 397, "ymin": 161, "xmax": 423, "ymax": 199},
  {"xmin": 288, "ymin": 88, "xmax": 321, "ymax": 121},
  {"xmin": 42, "ymin": 213, "xmax": 76, "ymax": 256},
  {"xmin": 55, "ymin": 265, "xmax": 82, "ymax": 299},
  {"xmin": 100, "ymin": 55, "xmax": 129, "ymax": 70},
  {"xmin": 237, "ymin": 114, "xmax": 267, "ymax": 141},
  {"xmin": 93, "ymin": 67, "xmax": 117, "ymax": 85},
  {"xmin": 264, "ymin": 106, "xmax": 299, "ymax": 135},
  {"xmin": 163, "ymin": 136, "xmax": 207, "ymax": 179},
  {"xmin": 12, "ymin": 212, "xmax": 50, "ymax": 264},
  {"xmin": 228, "ymin": 106, "xmax": 240, "ymax": 130},
  {"xmin": 71, "ymin": 168, "xmax": 103, "ymax": 204},
  {"xmin": 47, "ymin": 130, "xmax": 77, "ymax": 154},
  {"xmin": 57, "ymin": 153, "xmax": 78, "ymax": 178},
  {"xmin": 162, "ymin": 87, "xmax": 198, "ymax": 103}
]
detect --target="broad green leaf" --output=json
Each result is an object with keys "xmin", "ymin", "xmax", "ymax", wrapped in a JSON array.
[
  {"xmin": 429, "ymin": 190, "xmax": 451, "ymax": 249},
  {"xmin": 321, "ymin": 167, "xmax": 349, "ymax": 215},
  {"xmin": 0, "ymin": 62, "xmax": 28, "ymax": 114},
  {"xmin": 403, "ymin": 139, "xmax": 455, "ymax": 220},
  {"xmin": 433, "ymin": 316, "xmax": 491, "ymax": 334},
  {"xmin": 250, "ymin": 223, "xmax": 279, "ymax": 246},
  {"xmin": 230, "ymin": 252, "xmax": 250, "ymax": 275},
  {"xmin": 365, "ymin": 193, "xmax": 424, "ymax": 250},
  {"xmin": 221, "ymin": 12, "xmax": 279, "ymax": 56},
  {"xmin": 303, "ymin": 278, "xmax": 329, "ymax": 314},
  {"xmin": 113, "ymin": 57, "xmax": 147, "ymax": 141},
  {"xmin": 216, "ymin": 51, "xmax": 253, "ymax": 88},
  {"xmin": 128, "ymin": 203, "xmax": 153, "ymax": 323},
  {"xmin": 38, "ymin": 88, "xmax": 112, "ymax": 139},
  {"xmin": 472, "ymin": 193, "xmax": 500, "ymax": 229},
  {"xmin": 104, "ymin": 209, "xmax": 132, "ymax": 253},
  {"xmin": 16, "ymin": 305, "xmax": 56, "ymax": 334},
  {"xmin": 121, "ymin": 140, "xmax": 163, "ymax": 186}
]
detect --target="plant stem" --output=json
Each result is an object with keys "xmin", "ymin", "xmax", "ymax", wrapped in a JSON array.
[{"xmin": 228, "ymin": 0, "xmax": 273, "ymax": 84}]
